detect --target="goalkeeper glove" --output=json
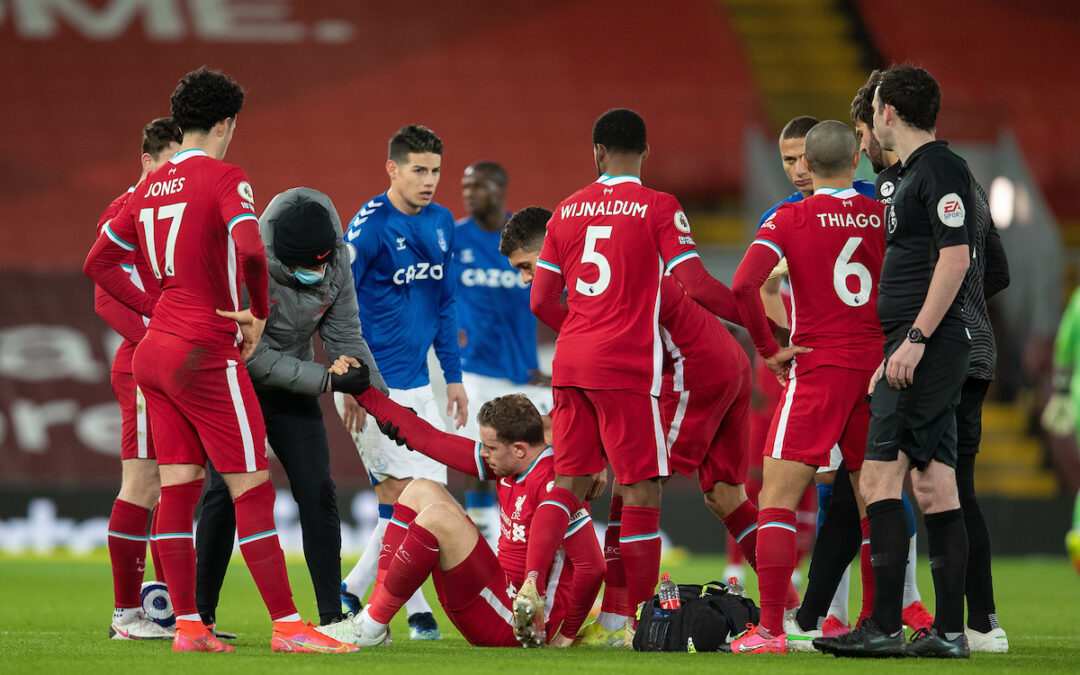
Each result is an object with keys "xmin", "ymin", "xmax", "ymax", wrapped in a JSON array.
[
  {"xmin": 328, "ymin": 361, "xmax": 371, "ymax": 395},
  {"xmin": 1041, "ymin": 392, "xmax": 1076, "ymax": 436}
]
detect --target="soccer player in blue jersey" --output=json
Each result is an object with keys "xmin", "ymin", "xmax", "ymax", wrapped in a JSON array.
[
  {"xmin": 452, "ymin": 161, "xmax": 553, "ymax": 549},
  {"xmin": 334, "ymin": 125, "xmax": 466, "ymax": 640}
]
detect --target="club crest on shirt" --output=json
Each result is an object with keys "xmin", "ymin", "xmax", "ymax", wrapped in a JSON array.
[
  {"xmin": 237, "ymin": 181, "xmax": 254, "ymax": 204},
  {"xmin": 674, "ymin": 210, "xmax": 691, "ymax": 233},
  {"xmin": 937, "ymin": 193, "xmax": 966, "ymax": 227},
  {"xmin": 437, "ymin": 228, "xmax": 448, "ymax": 252},
  {"xmin": 512, "ymin": 495, "xmax": 527, "ymax": 520}
]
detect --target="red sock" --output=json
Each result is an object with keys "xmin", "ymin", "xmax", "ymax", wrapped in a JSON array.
[
  {"xmin": 376, "ymin": 503, "xmax": 417, "ymax": 586},
  {"xmin": 525, "ymin": 487, "xmax": 577, "ymax": 595},
  {"xmin": 619, "ymin": 506, "xmax": 661, "ymax": 617},
  {"xmin": 108, "ymin": 499, "xmax": 150, "ymax": 608},
  {"xmin": 722, "ymin": 499, "xmax": 759, "ymax": 570},
  {"xmin": 726, "ymin": 531, "xmax": 745, "ymax": 566},
  {"xmin": 859, "ymin": 517, "xmax": 874, "ymax": 623},
  {"xmin": 156, "ymin": 481, "xmax": 203, "ymax": 617},
  {"xmin": 795, "ymin": 487, "xmax": 816, "ymax": 563},
  {"xmin": 233, "ymin": 481, "xmax": 296, "ymax": 621},
  {"xmin": 559, "ymin": 513, "xmax": 606, "ymax": 638},
  {"xmin": 756, "ymin": 507, "xmax": 796, "ymax": 635},
  {"xmin": 149, "ymin": 505, "xmax": 165, "ymax": 584},
  {"xmin": 369, "ymin": 523, "xmax": 440, "ymax": 625},
  {"xmin": 600, "ymin": 497, "xmax": 627, "ymax": 616}
]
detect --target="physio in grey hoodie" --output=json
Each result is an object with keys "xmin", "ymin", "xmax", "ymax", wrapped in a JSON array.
[{"xmin": 194, "ymin": 187, "xmax": 385, "ymax": 631}]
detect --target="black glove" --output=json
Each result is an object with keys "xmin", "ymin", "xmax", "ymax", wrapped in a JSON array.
[
  {"xmin": 375, "ymin": 406, "xmax": 415, "ymax": 447},
  {"xmin": 328, "ymin": 361, "xmax": 371, "ymax": 395}
]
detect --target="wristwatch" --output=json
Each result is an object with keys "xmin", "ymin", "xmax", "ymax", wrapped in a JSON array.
[{"xmin": 907, "ymin": 327, "xmax": 929, "ymax": 344}]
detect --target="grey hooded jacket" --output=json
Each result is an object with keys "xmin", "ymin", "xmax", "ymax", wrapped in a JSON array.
[{"xmin": 244, "ymin": 187, "xmax": 388, "ymax": 396}]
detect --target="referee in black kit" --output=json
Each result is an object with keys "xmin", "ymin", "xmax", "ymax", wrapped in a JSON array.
[{"xmin": 815, "ymin": 65, "xmax": 975, "ymax": 659}]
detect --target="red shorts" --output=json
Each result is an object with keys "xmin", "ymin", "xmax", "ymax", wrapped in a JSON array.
[
  {"xmin": 132, "ymin": 330, "xmax": 267, "ymax": 473},
  {"xmin": 663, "ymin": 372, "xmax": 751, "ymax": 493},
  {"xmin": 432, "ymin": 538, "xmax": 519, "ymax": 647},
  {"xmin": 110, "ymin": 369, "xmax": 156, "ymax": 461},
  {"xmin": 763, "ymin": 365, "xmax": 871, "ymax": 470},
  {"xmin": 551, "ymin": 387, "xmax": 667, "ymax": 484}
]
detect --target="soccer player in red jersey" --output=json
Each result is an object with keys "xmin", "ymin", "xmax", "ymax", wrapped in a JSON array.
[
  {"xmin": 730, "ymin": 121, "xmax": 886, "ymax": 654},
  {"xmin": 519, "ymin": 109, "xmax": 743, "ymax": 644},
  {"xmin": 339, "ymin": 389, "xmax": 605, "ymax": 648},
  {"xmin": 97, "ymin": 118, "xmax": 181, "ymax": 641},
  {"xmin": 84, "ymin": 67, "xmax": 358, "ymax": 654}
]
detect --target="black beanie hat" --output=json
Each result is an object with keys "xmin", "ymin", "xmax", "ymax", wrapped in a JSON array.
[{"xmin": 273, "ymin": 199, "xmax": 338, "ymax": 268}]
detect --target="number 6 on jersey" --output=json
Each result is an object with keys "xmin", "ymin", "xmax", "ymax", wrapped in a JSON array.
[{"xmin": 139, "ymin": 202, "xmax": 187, "ymax": 278}]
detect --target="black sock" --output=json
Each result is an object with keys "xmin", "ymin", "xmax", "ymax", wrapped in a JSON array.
[
  {"xmin": 798, "ymin": 468, "xmax": 861, "ymax": 631},
  {"xmin": 866, "ymin": 498, "xmax": 907, "ymax": 634},
  {"xmin": 957, "ymin": 455, "xmax": 996, "ymax": 632},
  {"xmin": 925, "ymin": 508, "xmax": 968, "ymax": 636}
]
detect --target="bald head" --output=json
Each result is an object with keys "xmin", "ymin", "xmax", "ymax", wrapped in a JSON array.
[{"xmin": 804, "ymin": 120, "xmax": 858, "ymax": 178}]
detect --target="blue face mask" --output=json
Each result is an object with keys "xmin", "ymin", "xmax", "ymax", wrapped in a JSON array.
[{"xmin": 293, "ymin": 267, "xmax": 325, "ymax": 285}]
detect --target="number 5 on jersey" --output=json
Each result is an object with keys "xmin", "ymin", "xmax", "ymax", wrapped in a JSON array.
[
  {"xmin": 139, "ymin": 203, "xmax": 187, "ymax": 278},
  {"xmin": 577, "ymin": 225, "xmax": 612, "ymax": 296}
]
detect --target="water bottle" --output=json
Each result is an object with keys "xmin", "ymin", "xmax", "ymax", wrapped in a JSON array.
[
  {"xmin": 659, "ymin": 573, "xmax": 681, "ymax": 610},
  {"xmin": 727, "ymin": 576, "xmax": 748, "ymax": 598}
]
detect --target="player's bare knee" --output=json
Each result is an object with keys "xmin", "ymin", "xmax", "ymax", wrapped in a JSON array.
[
  {"xmin": 704, "ymin": 482, "xmax": 744, "ymax": 518},
  {"xmin": 622, "ymin": 478, "xmax": 661, "ymax": 508},
  {"xmin": 399, "ymin": 478, "xmax": 454, "ymax": 512},
  {"xmin": 415, "ymin": 501, "xmax": 469, "ymax": 540}
]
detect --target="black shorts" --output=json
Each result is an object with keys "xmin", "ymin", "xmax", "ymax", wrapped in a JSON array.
[
  {"xmin": 865, "ymin": 322, "xmax": 971, "ymax": 470},
  {"xmin": 956, "ymin": 377, "xmax": 990, "ymax": 456}
]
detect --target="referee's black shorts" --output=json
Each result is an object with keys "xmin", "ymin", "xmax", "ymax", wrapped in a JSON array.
[
  {"xmin": 956, "ymin": 377, "xmax": 990, "ymax": 456},
  {"xmin": 865, "ymin": 322, "xmax": 971, "ymax": 470}
]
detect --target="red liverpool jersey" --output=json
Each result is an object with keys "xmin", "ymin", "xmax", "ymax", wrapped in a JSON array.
[
  {"xmin": 536, "ymin": 174, "xmax": 698, "ymax": 394},
  {"xmin": 754, "ymin": 187, "xmax": 886, "ymax": 374},
  {"xmin": 659, "ymin": 276, "xmax": 749, "ymax": 392},
  {"xmin": 101, "ymin": 149, "xmax": 262, "ymax": 351}
]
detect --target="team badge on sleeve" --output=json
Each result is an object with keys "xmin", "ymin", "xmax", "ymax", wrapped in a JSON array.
[
  {"xmin": 237, "ymin": 181, "xmax": 255, "ymax": 204},
  {"xmin": 674, "ymin": 210, "xmax": 691, "ymax": 233},
  {"xmin": 936, "ymin": 193, "xmax": 966, "ymax": 227}
]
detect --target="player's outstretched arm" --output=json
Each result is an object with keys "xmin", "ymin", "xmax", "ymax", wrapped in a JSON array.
[
  {"xmin": 529, "ymin": 265, "xmax": 568, "ymax": 331},
  {"xmin": 669, "ymin": 256, "xmax": 741, "ymax": 325},
  {"xmin": 733, "ymin": 244, "xmax": 784, "ymax": 359},
  {"xmin": 353, "ymin": 388, "xmax": 484, "ymax": 478}
]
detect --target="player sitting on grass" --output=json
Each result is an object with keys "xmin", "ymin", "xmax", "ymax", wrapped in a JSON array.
[{"xmin": 343, "ymin": 384, "xmax": 605, "ymax": 647}]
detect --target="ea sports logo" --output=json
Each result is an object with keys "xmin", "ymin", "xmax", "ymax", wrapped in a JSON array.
[{"xmin": 937, "ymin": 193, "xmax": 966, "ymax": 228}]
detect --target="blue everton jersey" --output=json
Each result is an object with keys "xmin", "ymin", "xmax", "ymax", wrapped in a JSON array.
[
  {"xmin": 345, "ymin": 192, "xmax": 461, "ymax": 389},
  {"xmin": 758, "ymin": 179, "xmax": 876, "ymax": 227},
  {"xmin": 453, "ymin": 215, "xmax": 539, "ymax": 385}
]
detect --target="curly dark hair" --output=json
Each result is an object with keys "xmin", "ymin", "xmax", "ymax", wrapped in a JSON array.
[
  {"xmin": 592, "ymin": 108, "xmax": 647, "ymax": 154},
  {"xmin": 477, "ymin": 394, "xmax": 545, "ymax": 446},
  {"xmin": 500, "ymin": 206, "xmax": 551, "ymax": 257},
  {"xmin": 877, "ymin": 65, "xmax": 940, "ymax": 133},
  {"xmin": 141, "ymin": 117, "xmax": 181, "ymax": 158},
  {"xmin": 169, "ymin": 67, "xmax": 245, "ymax": 134},
  {"xmin": 850, "ymin": 70, "xmax": 884, "ymax": 128},
  {"xmin": 388, "ymin": 125, "xmax": 443, "ymax": 162}
]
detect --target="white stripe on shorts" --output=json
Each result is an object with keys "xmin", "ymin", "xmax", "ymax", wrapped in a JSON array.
[
  {"xmin": 225, "ymin": 360, "xmax": 256, "ymax": 471},
  {"xmin": 771, "ymin": 376, "xmax": 798, "ymax": 459},
  {"xmin": 665, "ymin": 390, "xmax": 690, "ymax": 450},
  {"xmin": 651, "ymin": 396, "xmax": 668, "ymax": 476},
  {"xmin": 479, "ymin": 587, "xmax": 515, "ymax": 628},
  {"xmin": 135, "ymin": 386, "xmax": 148, "ymax": 459}
]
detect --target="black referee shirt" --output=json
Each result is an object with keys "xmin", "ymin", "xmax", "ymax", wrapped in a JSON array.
[
  {"xmin": 878, "ymin": 140, "xmax": 975, "ymax": 333},
  {"xmin": 875, "ymin": 161, "xmax": 901, "ymax": 205}
]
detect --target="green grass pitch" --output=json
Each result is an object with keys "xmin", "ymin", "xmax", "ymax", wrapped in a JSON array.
[{"xmin": 1, "ymin": 552, "xmax": 1077, "ymax": 673}]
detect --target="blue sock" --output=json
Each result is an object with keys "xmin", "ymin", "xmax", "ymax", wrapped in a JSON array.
[
  {"xmin": 378, "ymin": 502, "xmax": 394, "ymax": 519},
  {"xmin": 901, "ymin": 492, "xmax": 917, "ymax": 538},
  {"xmin": 816, "ymin": 483, "xmax": 833, "ymax": 532}
]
